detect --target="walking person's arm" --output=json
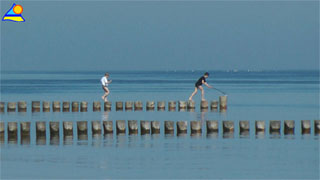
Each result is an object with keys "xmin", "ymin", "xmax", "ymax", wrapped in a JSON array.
[{"xmin": 202, "ymin": 80, "xmax": 212, "ymax": 88}]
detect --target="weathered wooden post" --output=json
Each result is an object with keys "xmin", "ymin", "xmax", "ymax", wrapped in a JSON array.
[
  {"xmin": 125, "ymin": 101, "xmax": 133, "ymax": 111},
  {"xmin": 210, "ymin": 101, "xmax": 218, "ymax": 110},
  {"xmin": 0, "ymin": 102, "xmax": 4, "ymax": 112},
  {"xmin": 314, "ymin": 120, "xmax": 320, "ymax": 134},
  {"xmin": 50, "ymin": 122, "xmax": 60, "ymax": 136},
  {"xmin": 36, "ymin": 121, "xmax": 46, "ymax": 136},
  {"xmin": 255, "ymin": 121, "xmax": 265, "ymax": 134},
  {"xmin": 80, "ymin": 101, "xmax": 88, "ymax": 112},
  {"xmin": 36, "ymin": 121, "xmax": 46, "ymax": 145},
  {"xmin": 93, "ymin": 101, "xmax": 101, "ymax": 112},
  {"xmin": 284, "ymin": 120, "xmax": 295, "ymax": 135},
  {"xmin": 52, "ymin": 101, "xmax": 61, "ymax": 112},
  {"xmin": 239, "ymin": 121, "xmax": 250, "ymax": 134},
  {"xmin": 103, "ymin": 101, "xmax": 111, "ymax": 111},
  {"xmin": 206, "ymin": 120, "xmax": 219, "ymax": 134},
  {"xmin": 43, "ymin": 101, "xmax": 50, "ymax": 112},
  {"xmin": 63, "ymin": 121, "xmax": 73, "ymax": 136},
  {"xmin": 50, "ymin": 122, "xmax": 59, "ymax": 146},
  {"xmin": 77, "ymin": 121, "xmax": 88, "ymax": 138},
  {"xmin": 116, "ymin": 120, "xmax": 126, "ymax": 134},
  {"xmin": 141, "ymin": 121, "xmax": 151, "ymax": 135},
  {"xmin": 32, "ymin": 101, "xmax": 41, "ymax": 112},
  {"xmin": 151, "ymin": 121, "xmax": 160, "ymax": 134},
  {"xmin": 146, "ymin": 101, "xmax": 155, "ymax": 111},
  {"xmin": 134, "ymin": 101, "xmax": 143, "ymax": 111},
  {"xmin": 92, "ymin": 121, "xmax": 101, "ymax": 135},
  {"xmin": 165, "ymin": 121, "xmax": 174, "ymax": 134},
  {"xmin": 128, "ymin": 120, "xmax": 138, "ymax": 134},
  {"xmin": 72, "ymin": 102, "xmax": 79, "ymax": 112},
  {"xmin": 223, "ymin": 121, "xmax": 234, "ymax": 133},
  {"xmin": 269, "ymin": 120, "xmax": 281, "ymax": 134},
  {"xmin": 116, "ymin": 102, "xmax": 123, "ymax": 111},
  {"xmin": 20, "ymin": 122, "xmax": 31, "ymax": 136},
  {"xmin": 200, "ymin": 100, "xmax": 208, "ymax": 112},
  {"xmin": 219, "ymin": 96, "xmax": 227, "ymax": 110},
  {"xmin": 0, "ymin": 122, "xmax": 4, "ymax": 141},
  {"xmin": 178, "ymin": 101, "xmax": 187, "ymax": 111},
  {"xmin": 187, "ymin": 100, "xmax": 195, "ymax": 111},
  {"xmin": 18, "ymin": 101, "xmax": 27, "ymax": 112},
  {"xmin": 301, "ymin": 120, "xmax": 311, "ymax": 134},
  {"xmin": 7, "ymin": 102, "xmax": 16, "ymax": 112},
  {"xmin": 157, "ymin": 101, "xmax": 165, "ymax": 111},
  {"xmin": 103, "ymin": 121, "xmax": 113, "ymax": 134},
  {"xmin": 190, "ymin": 121, "xmax": 202, "ymax": 134},
  {"xmin": 177, "ymin": 121, "xmax": 188, "ymax": 134},
  {"xmin": 168, "ymin": 101, "xmax": 176, "ymax": 111},
  {"xmin": 63, "ymin": 101, "xmax": 70, "ymax": 112},
  {"xmin": 8, "ymin": 122, "xmax": 17, "ymax": 141}
]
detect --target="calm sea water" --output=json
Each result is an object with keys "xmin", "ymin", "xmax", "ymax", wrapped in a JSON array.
[{"xmin": 0, "ymin": 70, "xmax": 319, "ymax": 179}]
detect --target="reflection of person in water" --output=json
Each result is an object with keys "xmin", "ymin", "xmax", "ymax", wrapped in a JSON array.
[{"xmin": 102, "ymin": 111, "xmax": 109, "ymax": 121}]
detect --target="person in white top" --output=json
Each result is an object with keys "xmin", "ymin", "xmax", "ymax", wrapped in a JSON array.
[{"xmin": 101, "ymin": 72, "xmax": 112, "ymax": 102}]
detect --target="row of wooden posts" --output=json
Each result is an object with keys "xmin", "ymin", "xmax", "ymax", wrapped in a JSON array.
[
  {"xmin": 0, "ymin": 97, "xmax": 228, "ymax": 113},
  {"xmin": 1, "ymin": 120, "xmax": 319, "ymax": 139}
]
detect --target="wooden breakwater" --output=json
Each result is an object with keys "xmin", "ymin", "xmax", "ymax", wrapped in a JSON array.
[
  {"xmin": 0, "ymin": 97, "xmax": 228, "ymax": 113},
  {"xmin": 0, "ymin": 120, "xmax": 319, "ymax": 143}
]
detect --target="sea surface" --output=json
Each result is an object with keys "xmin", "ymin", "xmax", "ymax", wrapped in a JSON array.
[{"xmin": 0, "ymin": 70, "xmax": 319, "ymax": 179}]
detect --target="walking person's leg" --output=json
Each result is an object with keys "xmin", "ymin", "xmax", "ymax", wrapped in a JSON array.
[
  {"xmin": 189, "ymin": 87, "xmax": 198, "ymax": 101},
  {"xmin": 102, "ymin": 86, "xmax": 110, "ymax": 102},
  {"xmin": 199, "ymin": 86, "xmax": 205, "ymax": 101}
]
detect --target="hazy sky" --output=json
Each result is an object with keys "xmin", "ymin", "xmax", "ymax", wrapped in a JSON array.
[{"xmin": 1, "ymin": 1, "xmax": 319, "ymax": 71}]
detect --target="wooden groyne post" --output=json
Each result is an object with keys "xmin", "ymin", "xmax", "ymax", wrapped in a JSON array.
[
  {"xmin": 125, "ymin": 101, "xmax": 133, "ymax": 111},
  {"xmin": 92, "ymin": 121, "xmax": 101, "ymax": 135},
  {"xmin": 116, "ymin": 120, "xmax": 126, "ymax": 134},
  {"xmin": 93, "ymin": 101, "xmax": 101, "ymax": 112},
  {"xmin": 206, "ymin": 120, "xmax": 219, "ymax": 134},
  {"xmin": 52, "ymin": 101, "xmax": 61, "ymax": 112},
  {"xmin": 165, "ymin": 121, "xmax": 174, "ymax": 134},
  {"xmin": 301, "ymin": 120, "xmax": 310, "ymax": 134},
  {"xmin": 63, "ymin": 102, "xmax": 70, "ymax": 112},
  {"xmin": 104, "ymin": 102, "xmax": 111, "ymax": 111},
  {"xmin": 72, "ymin": 102, "xmax": 79, "ymax": 112},
  {"xmin": 43, "ymin": 101, "xmax": 50, "ymax": 112},
  {"xmin": 176, "ymin": 121, "xmax": 187, "ymax": 134},
  {"xmin": 134, "ymin": 101, "xmax": 143, "ymax": 111},
  {"xmin": 146, "ymin": 101, "xmax": 155, "ymax": 111},
  {"xmin": 103, "ymin": 121, "xmax": 113, "ymax": 134},
  {"xmin": 128, "ymin": 120, "xmax": 138, "ymax": 134},
  {"xmin": 269, "ymin": 120, "xmax": 281, "ymax": 134},
  {"xmin": 239, "ymin": 121, "xmax": 250, "ymax": 134},
  {"xmin": 200, "ymin": 100, "xmax": 208, "ymax": 112},
  {"xmin": 151, "ymin": 121, "xmax": 160, "ymax": 134},
  {"xmin": 157, "ymin": 101, "xmax": 165, "ymax": 111},
  {"xmin": 80, "ymin": 101, "xmax": 88, "ymax": 112},
  {"xmin": 116, "ymin": 101, "xmax": 123, "ymax": 111},
  {"xmin": 7, "ymin": 102, "xmax": 16, "ymax": 112},
  {"xmin": 141, "ymin": 121, "xmax": 151, "ymax": 135},
  {"xmin": 219, "ymin": 96, "xmax": 227, "ymax": 110},
  {"xmin": 284, "ymin": 120, "xmax": 295, "ymax": 135},
  {"xmin": 190, "ymin": 121, "xmax": 202, "ymax": 134},
  {"xmin": 255, "ymin": 121, "xmax": 265, "ymax": 134},
  {"xmin": 168, "ymin": 101, "xmax": 176, "ymax": 111},
  {"xmin": 178, "ymin": 101, "xmax": 187, "ymax": 111},
  {"xmin": 18, "ymin": 101, "xmax": 27, "ymax": 112}
]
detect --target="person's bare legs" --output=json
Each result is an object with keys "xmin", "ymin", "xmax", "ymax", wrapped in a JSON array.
[
  {"xmin": 102, "ymin": 87, "xmax": 110, "ymax": 102},
  {"xmin": 199, "ymin": 86, "xmax": 205, "ymax": 101},
  {"xmin": 189, "ymin": 87, "xmax": 198, "ymax": 101}
]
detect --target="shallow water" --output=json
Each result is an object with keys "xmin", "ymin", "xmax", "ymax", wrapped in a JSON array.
[{"xmin": 0, "ymin": 70, "xmax": 319, "ymax": 179}]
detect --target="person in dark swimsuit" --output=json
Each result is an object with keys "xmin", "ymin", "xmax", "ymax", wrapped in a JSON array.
[{"xmin": 189, "ymin": 72, "xmax": 212, "ymax": 101}]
